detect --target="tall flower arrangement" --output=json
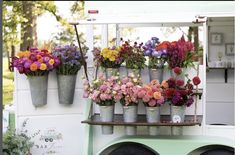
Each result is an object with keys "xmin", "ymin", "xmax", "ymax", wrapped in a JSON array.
[
  {"xmin": 11, "ymin": 48, "xmax": 60, "ymax": 76},
  {"xmin": 92, "ymin": 46, "xmax": 124, "ymax": 68},
  {"xmin": 120, "ymin": 41, "xmax": 146, "ymax": 69},
  {"xmin": 52, "ymin": 44, "xmax": 84, "ymax": 75},
  {"xmin": 163, "ymin": 68, "xmax": 201, "ymax": 107},
  {"xmin": 166, "ymin": 35, "xmax": 194, "ymax": 69},
  {"xmin": 143, "ymin": 37, "xmax": 167, "ymax": 68}
]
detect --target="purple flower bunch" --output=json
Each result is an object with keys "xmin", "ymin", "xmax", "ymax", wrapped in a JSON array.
[
  {"xmin": 11, "ymin": 48, "xmax": 60, "ymax": 76},
  {"xmin": 52, "ymin": 45, "xmax": 83, "ymax": 75},
  {"xmin": 143, "ymin": 37, "xmax": 167, "ymax": 68}
]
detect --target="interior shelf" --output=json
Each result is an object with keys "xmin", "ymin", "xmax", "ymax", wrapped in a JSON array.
[
  {"xmin": 207, "ymin": 67, "xmax": 234, "ymax": 83},
  {"xmin": 82, "ymin": 114, "xmax": 203, "ymax": 126}
]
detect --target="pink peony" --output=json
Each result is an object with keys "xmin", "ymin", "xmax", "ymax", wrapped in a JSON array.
[
  {"xmin": 157, "ymin": 96, "xmax": 164, "ymax": 105},
  {"xmin": 143, "ymin": 96, "xmax": 150, "ymax": 102}
]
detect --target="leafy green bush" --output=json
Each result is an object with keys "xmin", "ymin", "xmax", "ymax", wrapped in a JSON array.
[{"xmin": 3, "ymin": 129, "xmax": 34, "ymax": 155}]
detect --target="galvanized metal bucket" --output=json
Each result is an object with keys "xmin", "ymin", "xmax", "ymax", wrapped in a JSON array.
[
  {"xmin": 28, "ymin": 75, "xmax": 48, "ymax": 107},
  {"xmin": 171, "ymin": 105, "xmax": 186, "ymax": 135},
  {"xmin": 149, "ymin": 68, "xmax": 164, "ymax": 82},
  {"xmin": 99, "ymin": 105, "xmax": 114, "ymax": 134},
  {"xmin": 146, "ymin": 106, "xmax": 160, "ymax": 135},
  {"xmin": 123, "ymin": 105, "xmax": 137, "ymax": 135},
  {"xmin": 126, "ymin": 68, "xmax": 141, "ymax": 77},
  {"xmin": 57, "ymin": 74, "xmax": 77, "ymax": 105},
  {"xmin": 105, "ymin": 68, "xmax": 119, "ymax": 78}
]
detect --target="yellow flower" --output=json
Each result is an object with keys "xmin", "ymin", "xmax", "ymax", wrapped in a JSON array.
[
  {"xmin": 48, "ymin": 59, "xmax": 55, "ymax": 65},
  {"xmin": 40, "ymin": 63, "xmax": 47, "ymax": 70},
  {"xmin": 30, "ymin": 63, "xmax": 38, "ymax": 71},
  {"xmin": 109, "ymin": 56, "xmax": 116, "ymax": 61}
]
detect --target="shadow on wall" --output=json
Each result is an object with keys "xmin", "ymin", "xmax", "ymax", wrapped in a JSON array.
[
  {"xmin": 188, "ymin": 145, "xmax": 234, "ymax": 155},
  {"xmin": 99, "ymin": 142, "xmax": 159, "ymax": 155}
]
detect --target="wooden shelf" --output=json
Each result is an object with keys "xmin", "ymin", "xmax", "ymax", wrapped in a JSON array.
[
  {"xmin": 192, "ymin": 89, "xmax": 203, "ymax": 99},
  {"xmin": 207, "ymin": 67, "xmax": 234, "ymax": 83},
  {"xmin": 82, "ymin": 114, "xmax": 203, "ymax": 126}
]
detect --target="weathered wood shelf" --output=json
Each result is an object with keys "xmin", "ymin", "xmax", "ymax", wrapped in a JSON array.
[{"xmin": 82, "ymin": 114, "xmax": 203, "ymax": 126}]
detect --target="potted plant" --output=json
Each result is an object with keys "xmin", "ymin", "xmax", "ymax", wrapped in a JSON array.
[
  {"xmin": 119, "ymin": 73, "xmax": 142, "ymax": 135},
  {"xmin": 52, "ymin": 44, "xmax": 85, "ymax": 105},
  {"xmin": 137, "ymin": 79, "xmax": 165, "ymax": 135},
  {"xmin": 11, "ymin": 48, "xmax": 60, "ymax": 107},
  {"xmin": 143, "ymin": 37, "xmax": 168, "ymax": 82},
  {"xmin": 83, "ymin": 73, "xmax": 121, "ymax": 134},
  {"xmin": 120, "ymin": 41, "xmax": 146, "ymax": 77},
  {"xmin": 164, "ymin": 70, "xmax": 201, "ymax": 135},
  {"xmin": 92, "ymin": 46, "xmax": 124, "ymax": 78},
  {"xmin": 165, "ymin": 35, "xmax": 195, "ymax": 82}
]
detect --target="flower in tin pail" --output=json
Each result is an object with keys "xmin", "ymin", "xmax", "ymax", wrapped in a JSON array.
[
  {"xmin": 11, "ymin": 48, "xmax": 60, "ymax": 107},
  {"xmin": 83, "ymin": 73, "xmax": 121, "ymax": 134},
  {"xmin": 52, "ymin": 44, "xmax": 87, "ymax": 104}
]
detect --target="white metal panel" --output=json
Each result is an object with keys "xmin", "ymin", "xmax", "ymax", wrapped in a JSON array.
[{"xmin": 17, "ymin": 114, "xmax": 85, "ymax": 155}]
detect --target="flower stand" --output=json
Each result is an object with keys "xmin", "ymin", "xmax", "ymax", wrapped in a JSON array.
[{"xmin": 28, "ymin": 75, "xmax": 48, "ymax": 107}]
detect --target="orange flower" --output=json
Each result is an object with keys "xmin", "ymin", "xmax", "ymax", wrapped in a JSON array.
[
  {"xmin": 161, "ymin": 80, "xmax": 169, "ymax": 88},
  {"xmin": 153, "ymin": 92, "xmax": 161, "ymax": 100},
  {"xmin": 36, "ymin": 55, "xmax": 42, "ymax": 60},
  {"xmin": 48, "ymin": 59, "xmax": 55, "ymax": 65},
  {"xmin": 17, "ymin": 52, "xmax": 24, "ymax": 58},
  {"xmin": 40, "ymin": 63, "xmax": 47, "ymax": 70},
  {"xmin": 24, "ymin": 51, "xmax": 31, "ymax": 57},
  {"xmin": 38, "ymin": 58, "xmax": 43, "ymax": 63},
  {"xmin": 150, "ymin": 79, "xmax": 159, "ymax": 86},
  {"xmin": 30, "ymin": 63, "xmax": 38, "ymax": 71}
]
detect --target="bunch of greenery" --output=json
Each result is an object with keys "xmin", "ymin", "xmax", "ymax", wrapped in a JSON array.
[{"xmin": 3, "ymin": 129, "xmax": 34, "ymax": 155}]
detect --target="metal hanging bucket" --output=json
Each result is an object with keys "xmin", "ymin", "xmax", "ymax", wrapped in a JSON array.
[
  {"xmin": 105, "ymin": 68, "xmax": 119, "ymax": 78},
  {"xmin": 99, "ymin": 105, "xmax": 115, "ymax": 134},
  {"xmin": 149, "ymin": 68, "xmax": 164, "ymax": 82},
  {"xmin": 171, "ymin": 105, "xmax": 186, "ymax": 135},
  {"xmin": 57, "ymin": 74, "xmax": 77, "ymax": 105},
  {"xmin": 123, "ymin": 105, "xmax": 137, "ymax": 135},
  {"xmin": 146, "ymin": 106, "xmax": 160, "ymax": 135},
  {"xmin": 28, "ymin": 75, "xmax": 48, "ymax": 107}
]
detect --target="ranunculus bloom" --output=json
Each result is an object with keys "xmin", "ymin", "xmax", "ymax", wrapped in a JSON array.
[
  {"xmin": 193, "ymin": 76, "xmax": 201, "ymax": 85},
  {"xmin": 176, "ymin": 79, "xmax": 184, "ymax": 87},
  {"xmin": 173, "ymin": 67, "xmax": 182, "ymax": 75},
  {"xmin": 161, "ymin": 80, "xmax": 169, "ymax": 88},
  {"xmin": 153, "ymin": 91, "xmax": 161, "ymax": 100},
  {"xmin": 148, "ymin": 99, "xmax": 157, "ymax": 107}
]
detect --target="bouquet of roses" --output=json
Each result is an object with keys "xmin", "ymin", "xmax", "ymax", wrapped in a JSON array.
[
  {"xmin": 163, "ymin": 68, "xmax": 201, "ymax": 107},
  {"xmin": 92, "ymin": 46, "xmax": 124, "ymax": 68},
  {"xmin": 120, "ymin": 41, "xmax": 146, "ymax": 69},
  {"xmin": 119, "ymin": 73, "xmax": 143, "ymax": 106},
  {"xmin": 137, "ymin": 80, "xmax": 165, "ymax": 107},
  {"xmin": 166, "ymin": 35, "xmax": 195, "ymax": 69},
  {"xmin": 11, "ymin": 48, "xmax": 60, "ymax": 76},
  {"xmin": 143, "ymin": 37, "xmax": 167, "ymax": 68},
  {"xmin": 52, "ymin": 44, "xmax": 84, "ymax": 75},
  {"xmin": 83, "ymin": 73, "xmax": 122, "ymax": 106}
]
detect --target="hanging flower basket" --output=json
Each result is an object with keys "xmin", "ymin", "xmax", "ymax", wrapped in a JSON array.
[{"xmin": 11, "ymin": 48, "xmax": 60, "ymax": 107}]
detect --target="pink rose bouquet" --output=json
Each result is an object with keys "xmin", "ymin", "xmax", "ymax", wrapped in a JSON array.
[
  {"xmin": 119, "ymin": 73, "xmax": 143, "ymax": 106},
  {"xmin": 83, "ymin": 73, "xmax": 121, "ymax": 106},
  {"xmin": 137, "ymin": 80, "xmax": 165, "ymax": 107}
]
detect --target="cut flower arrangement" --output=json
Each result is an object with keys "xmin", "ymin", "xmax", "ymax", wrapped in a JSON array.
[
  {"xmin": 83, "ymin": 73, "xmax": 122, "ymax": 106},
  {"xmin": 92, "ymin": 46, "xmax": 124, "ymax": 68},
  {"xmin": 164, "ymin": 67, "xmax": 201, "ymax": 107},
  {"xmin": 143, "ymin": 37, "xmax": 168, "ymax": 68},
  {"xmin": 12, "ymin": 48, "xmax": 60, "ymax": 76},
  {"xmin": 52, "ymin": 44, "xmax": 85, "ymax": 75},
  {"xmin": 120, "ymin": 41, "xmax": 146, "ymax": 69}
]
